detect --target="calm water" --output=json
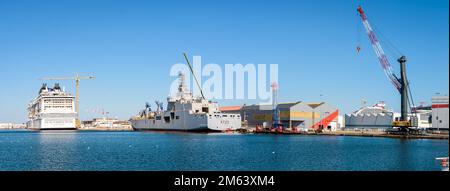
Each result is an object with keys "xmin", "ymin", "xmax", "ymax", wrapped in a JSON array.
[{"xmin": 0, "ymin": 130, "xmax": 448, "ymax": 171}]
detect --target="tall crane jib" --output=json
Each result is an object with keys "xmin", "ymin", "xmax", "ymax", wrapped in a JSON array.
[
  {"xmin": 357, "ymin": 6, "xmax": 403, "ymax": 92},
  {"xmin": 356, "ymin": 6, "xmax": 414, "ymax": 131}
]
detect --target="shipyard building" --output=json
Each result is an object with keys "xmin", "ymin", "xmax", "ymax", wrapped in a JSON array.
[
  {"xmin": 432, "ymin": 96, "xmax": 449, "ymax": 131},
  {"xmin": 81, "ymin": 118, "xmax": 132, "ymax": 130},
  {"xmin": 344, "ymin": 102, "xmax": 432, "ymax": 130},
  {"xmin": 345, "ymin": 96, "xmax": 449, "ymax": 131},
  {"xmin": 410, "ymin": 105, "xmax": 432, "ymax": 129},
  {"xmin": 221, "ymin": 102, "xmax": 340, "ymax": 131}
]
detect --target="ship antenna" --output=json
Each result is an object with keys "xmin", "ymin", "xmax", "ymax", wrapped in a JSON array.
[{"xmin": 183, "ymin": 52, "xmax": 205, "ymax": 100}]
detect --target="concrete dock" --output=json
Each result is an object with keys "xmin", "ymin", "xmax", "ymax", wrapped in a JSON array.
[{"xmin": 250, "ymin": 129, "xmax": 449, "ymax": 140}]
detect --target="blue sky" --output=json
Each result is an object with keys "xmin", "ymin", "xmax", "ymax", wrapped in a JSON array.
[{"xmin": 0, "ymin": 0, "xmax": 448, "ymax": 123}]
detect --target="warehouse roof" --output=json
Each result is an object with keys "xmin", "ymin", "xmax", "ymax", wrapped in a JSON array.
[
  {"xmin": 307, "ymin": 102, "xmax": 325, "ymax": 109},
  {"xmin": 278, "ymin": 102, "xmax": 301, "ymax": 109},
  {"xmin": 219, "ymin": 106, "xmax": 243, "ymax": 112},
  {"xmin": 239, "ymin": 101, "xmax": 331, "ymax": 111}
]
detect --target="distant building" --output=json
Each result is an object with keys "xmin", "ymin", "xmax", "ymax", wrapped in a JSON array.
[
  {"xmin": 221, "ymin": 102, "xmax": 339, "ymax": 131},
  {"xmin": 411, "ymin": 105, "xmax": 432, "ymax": 129},
  {"xmin": 337, "ymin": 115, "xmax": 345, "ymax": 129},
  {"xmin": 432, "ymin": 96, "xmax": 449, "ymax": 131},
  {"xmin": 346, "ymin": 97, "xmax": 447, "ymax": 131},
  {"xmin": 0, "ymin": 123, "xmax": 26, "ymax": 129},
  {"xmin": 82, "ymin": 118, "xmax": 132, "ymax": 130}
]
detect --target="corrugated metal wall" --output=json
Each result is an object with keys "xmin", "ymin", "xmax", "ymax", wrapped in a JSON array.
[
  {"xmin": 432, "ymin": 96, "xmax": 449, "ymax": 130},
  {"xmin": 240, "ymin": 102, "xmax": 338, "ymax": 129}
]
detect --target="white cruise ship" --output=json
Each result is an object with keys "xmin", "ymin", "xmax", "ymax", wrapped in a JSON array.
[
  {"xmin": 27, "ymin": 83, "xmax": 77, "ymax": 130},
  {"xmin": 130, "ymin": 73, "xmax": 241, "ymax": 132},
  {"xmin": 345, "ymin": 101, "xmax": 394, "ymax": 129}
]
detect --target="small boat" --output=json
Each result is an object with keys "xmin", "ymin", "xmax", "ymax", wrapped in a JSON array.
[{"xmin": 436, "ymin": 157, "xmax": 449, "ymax": 171}]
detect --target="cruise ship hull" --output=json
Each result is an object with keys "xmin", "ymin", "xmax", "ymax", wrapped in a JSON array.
[{"xmin": 27, "ymin": 118, "xmax": 77, "ymax": 130}]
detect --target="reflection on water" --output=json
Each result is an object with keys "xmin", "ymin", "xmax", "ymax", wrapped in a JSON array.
[
  {"xmin": 397, "ymin": 139, "xmax": 411, "ymax": 170},
  {"xmin": 36, "ymin": 131, "xmax": 78, "ymax": 171},
  {"xmin": 0, "ymin": 130, "xmax": 448, "ymax": 171}
]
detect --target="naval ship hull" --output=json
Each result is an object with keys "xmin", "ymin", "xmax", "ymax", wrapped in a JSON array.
[
  {"xmin": 130, "ymin": 114, "xmax": 241, "ymax": 132},
  {"xmin": 130, "ymin": 71, "xmax": 242, "ymax": 132}
]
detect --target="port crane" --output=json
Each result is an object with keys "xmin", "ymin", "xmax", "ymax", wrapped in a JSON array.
[
  {"xmin": 357, "ymin": 5, "xmax": 416, "ymax": 132},
  {"xmin": 88, "ymin": 107, "xmax": 111, "ymax": 118},
  {"xmin": 41, "ymin": 73, "xmax": 96, "ymax": 128},
  {"xmin": 271, "ymin": 82, "xmax": 282, "ymax": 132}
]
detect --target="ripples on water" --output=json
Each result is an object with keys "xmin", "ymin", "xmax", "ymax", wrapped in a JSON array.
[{"xmin": 0, "ymin": 130, "xmax": 448, "ymax": 171}]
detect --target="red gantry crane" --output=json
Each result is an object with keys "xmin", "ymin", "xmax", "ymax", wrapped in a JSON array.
[
  {"xmin": 357, "ymin": 6, "xmax": 402, "ymax": 91},
  {"xmin": 357, "ymin": 5, "xmax": 416, "ymax": 132}
]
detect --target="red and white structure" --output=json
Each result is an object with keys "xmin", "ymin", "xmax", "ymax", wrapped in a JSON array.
[
  {"xmin": 357, "ymin": 6, "xmax": 402, "ymax": 92},
  {"xmin": 432, "ymin": 96, "xmax": 449, "ymax": 131}
]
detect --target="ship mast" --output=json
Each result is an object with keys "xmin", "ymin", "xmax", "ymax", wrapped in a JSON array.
[{"xmin": 183, "ymin": 52, "xmax": 206, "ymax": 100}]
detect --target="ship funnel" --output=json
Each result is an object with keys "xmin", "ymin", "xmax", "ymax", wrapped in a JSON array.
[
  {"xmin": 54, "ymin": 83, "xmax": 61, "ymax": 90},
  {"xmin": 39, "ymin": 83, "xmax": 48, "ymax": 94}
]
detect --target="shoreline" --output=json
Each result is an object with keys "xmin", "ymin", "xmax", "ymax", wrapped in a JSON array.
[
  {"xmin": 78, "ymin": 128, "xmax": 133, "ymax": 132},
  {"xmin": 0, "ymin": 128, "xmax": 448, "ymax": 140},
  {"xmin": 251, "ymin": 130, "xmax": 449, "ymax": 140},
  {"xmin": 320, "ymin": 131, "xmax": 449, "ymax": 140}
]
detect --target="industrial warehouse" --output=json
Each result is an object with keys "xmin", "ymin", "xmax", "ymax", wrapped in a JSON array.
[
  {"xmin": 218, "ymin": 95, "xmax": 449, "ymax": 134},
  {"xmin": 221, "ymin": 102, "xmax": 340, "ymax": 132},
  {"xmin": 345, "ymin": 96, "xmax": 449, "ymax": 132},
  {"xmin": 432, "ymin": 96, "xmax": 449, "ymax": 131}
]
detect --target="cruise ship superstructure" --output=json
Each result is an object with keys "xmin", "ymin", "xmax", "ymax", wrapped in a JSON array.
[
  {"xmin": 130, "ymin": 73, "xmax": 242, "ymax": 132},
  {"xmin": 27, "ymin": 83, "xmax": 77, "ymax": 130},
  {"xmin": 345, "ymin": 101, "xmax": 394, "ymax": 129}
]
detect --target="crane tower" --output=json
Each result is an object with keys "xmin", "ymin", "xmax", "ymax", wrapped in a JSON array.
[{"xmin": 357, "ymin": 6, "xmax": 412, "ymax": 131}]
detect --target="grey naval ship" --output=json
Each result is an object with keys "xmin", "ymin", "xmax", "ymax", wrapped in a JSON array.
[{"xmin": 130, "ymin": 72, "xmax": 241, "ymax": 132}]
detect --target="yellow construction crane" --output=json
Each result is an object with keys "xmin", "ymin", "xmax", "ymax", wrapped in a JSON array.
[{"xmin": 41, "ymin": 73, "xmax": 95, "ymax": 128}]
